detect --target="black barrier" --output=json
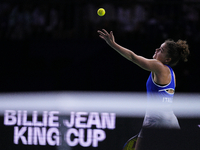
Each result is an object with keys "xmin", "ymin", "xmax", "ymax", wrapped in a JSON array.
[{"xmin": 1, "ymin": 112, "xmax": 200, "ymax": 150}]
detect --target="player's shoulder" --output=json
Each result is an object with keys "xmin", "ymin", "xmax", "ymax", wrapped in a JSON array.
[{"xmin": 151, "ymin": 59, "xmax": 168, "ymax": 73}]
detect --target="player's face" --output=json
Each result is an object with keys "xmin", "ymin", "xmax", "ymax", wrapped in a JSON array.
[{"xmin": 153, "ymin": 43, "xmax": 170, "ymax": 64}]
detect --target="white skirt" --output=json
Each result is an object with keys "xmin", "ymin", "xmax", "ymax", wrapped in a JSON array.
[{"xmin": 138, "ymin": 110, "xmax": 180, "ymax": 138}]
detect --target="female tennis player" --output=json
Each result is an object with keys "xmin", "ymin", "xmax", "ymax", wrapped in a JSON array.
[{"xmin": 97, "ymin": 29, "xmax": 190, "ymax": 150}]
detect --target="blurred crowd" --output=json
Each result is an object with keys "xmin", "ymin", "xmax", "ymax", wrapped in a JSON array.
[
  {"xmin": 0, "ymin": 1, "xmax": 200, "ymax": 42},
  {"xmin": 0, "ymin": 1, "xmax": 199, "ymax": 92}
]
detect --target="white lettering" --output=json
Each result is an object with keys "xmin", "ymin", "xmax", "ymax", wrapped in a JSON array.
[
  {"xmin": 17, "ymin": 110, "xmax": 22, "ymax": 126},
  {"xmin": 43, "ymin": 111, "xmax": 48, "ymax": 127},
  {"xmin": 66, "ymin": 128, "xmax": 106, "ymax": 147},
  {"xmin": 23, "ymin": 111, "xmax": 32, "ymax": 126},
  {"xmin": 79, "ymin": 129, "xmax": 92, "ymax": 147},
  {"xmin": 33, "ymin": 127, "xmax": 46, "ymax": 145},
  {"xmin": 101, "ymin": 113, "xmax": 116, "ymax": 129},
  {"xmin": 4, "ymin": 110, "xmax": 17, "ymax": 125},
  {"xmin": 87, "ymin": 112, "xmax": 101, "ymax": 128},
  {"xmin": 75, "ymin": 112, "xmax": 88, "ymax": 128},
  {"xmin": 162, "ymin": 97, "xmax": 172, "ymax": 103},
  {"xmin": 14, "ymin": 126, "xmax": 60, "ymax": 146},
  {"xmin": 49, "ymin": 111, "xmax": 59, "ymax": 127},
  {"xmin": 5, "ymin": 110, "xmax": 116, "ymax": 147},
  {"xmin": 66, "ymin": 128, "xmax": 79, "ymax": 146},
  {"xmin": 92, "ymin": 129, "xmax": 106, "ymax": 147},
  {"xmin": 14, "ymin": 126, "xmax": 27, "ymax": 144},
  {"xmin": 33, "ymin": 111, "xmax": 43, "ymax": 126},
  {"xmin": 27, "ymin": 127, "xmax": 33, "ymax": 145},
  {"xmin": 63, "ymin": 112, "xmax": 75, "ymax": 128},
  {"xmin": 47, "ymin": 128, "xmax": 60, "ymax": 146}
]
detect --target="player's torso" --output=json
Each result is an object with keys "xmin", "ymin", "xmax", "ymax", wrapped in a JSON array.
[{"xmin": 146, "ymin": 65, "xmax": 175, "ymax": 104}]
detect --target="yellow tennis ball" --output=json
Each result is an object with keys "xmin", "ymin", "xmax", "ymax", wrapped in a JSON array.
[{"xmin": 97, "ymin": 8, "xmax": 106, "ymax": 16}]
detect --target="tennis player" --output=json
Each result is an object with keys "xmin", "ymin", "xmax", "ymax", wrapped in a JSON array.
[{"xmin": 97, "ymin": 29, "xmax": 190, "ymax": 150}]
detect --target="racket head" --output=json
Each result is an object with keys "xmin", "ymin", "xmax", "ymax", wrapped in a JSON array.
[{"xmin": 123, "ymin": 134, "xmax": 138, "ymax": 150}]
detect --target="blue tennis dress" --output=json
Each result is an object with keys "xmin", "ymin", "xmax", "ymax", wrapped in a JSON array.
[{"xmin": 139, "ymin": 65, "xmax": 180, "ymax": 137}]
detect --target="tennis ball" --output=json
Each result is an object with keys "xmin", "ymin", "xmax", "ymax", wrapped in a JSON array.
[{"xmin": 97, "ymin": 8, "xmax": 106, "ymax": 16}]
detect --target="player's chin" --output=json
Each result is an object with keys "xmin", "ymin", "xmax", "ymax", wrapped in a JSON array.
[{"xmin": 153, "ymin": 54, "xmax": 156, "ymax": 59}]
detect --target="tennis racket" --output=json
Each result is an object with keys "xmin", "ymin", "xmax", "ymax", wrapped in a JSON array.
[{"xmin": 122, "ymin": 134, "xmax": 138, "ymax": 150}]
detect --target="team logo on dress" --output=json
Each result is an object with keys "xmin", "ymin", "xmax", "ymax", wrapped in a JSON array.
[{"xmin": 159, "ymin": 88, "xmax": 174, "ymax": 94}]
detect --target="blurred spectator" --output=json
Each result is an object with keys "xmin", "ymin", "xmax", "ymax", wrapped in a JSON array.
[
  {"xmin": 117, "ymin": 5, "xmax": 134, "ymax": 33},
  {"xmin": 0, "ymin": 1, "xmax": 200, "ymax": 41},
  {"xmin": 32, "ymin": 4, "xmax": 48, "ymax": 38},
  {"xmin": 7, "ymin": 4, "xmax": 32, "ymax": 40},
  {"xmin": 46, "ymin": 6, "xmax": 58, "ymax": 33}
]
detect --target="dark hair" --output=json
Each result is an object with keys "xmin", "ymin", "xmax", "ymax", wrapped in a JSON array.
[{"xmin": 165, "ymin": 39, "xmax": 190, "ymax": 67}]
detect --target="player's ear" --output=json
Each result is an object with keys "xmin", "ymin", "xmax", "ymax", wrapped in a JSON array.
[{"xmin": 165, "ymin": 57, "xmax": 171, "ymax": 64}]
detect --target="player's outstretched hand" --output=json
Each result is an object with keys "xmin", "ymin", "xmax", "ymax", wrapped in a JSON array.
[{"xmin": 97, "ymin": 29, "xmax": 115, "ymax": 46}]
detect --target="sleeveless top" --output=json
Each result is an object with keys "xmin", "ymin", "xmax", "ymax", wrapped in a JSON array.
[
  {"xmin": 141, "ymin": 65, "xmax": 180, "ymax": 130},
  {"xmin": 146, "ymin": 65, "xmax": 175, "ymax": 107}
]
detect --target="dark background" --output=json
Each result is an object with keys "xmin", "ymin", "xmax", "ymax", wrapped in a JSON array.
[
  {"xmin": 0, "ymin": 1, "xmax": 200, "ymax": 149},
  {"xmin": 0, "ymin": 0, "xmax": 199, "ymax": 93}
]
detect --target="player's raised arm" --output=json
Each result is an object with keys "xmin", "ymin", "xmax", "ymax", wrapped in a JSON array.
[{"xmin": 97, "ymin": 29, "xmax": 163, "ymax": 73}]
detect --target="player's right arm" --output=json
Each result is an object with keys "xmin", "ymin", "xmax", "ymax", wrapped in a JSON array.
[{"xmin": 97, "ymin": 29, "xmax": 164, "ymax": 73}]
